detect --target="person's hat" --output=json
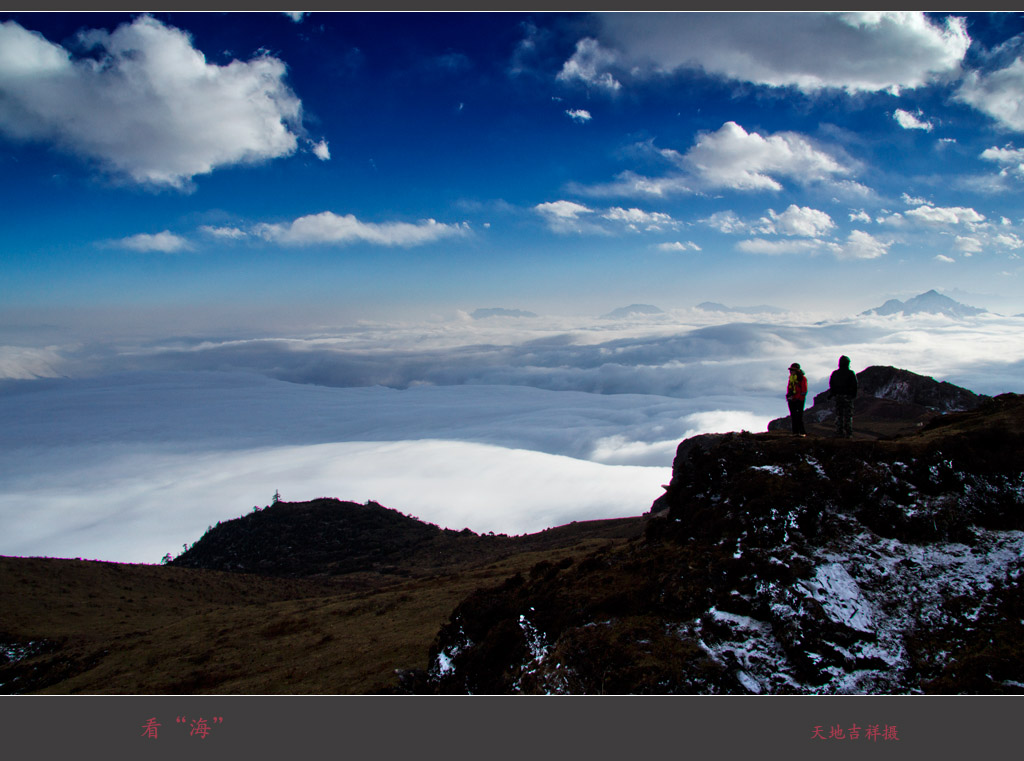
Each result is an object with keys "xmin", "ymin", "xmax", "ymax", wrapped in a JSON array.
[{"xmin": 789, "ymin": 363, "xmax": 801, "ymax": 371}]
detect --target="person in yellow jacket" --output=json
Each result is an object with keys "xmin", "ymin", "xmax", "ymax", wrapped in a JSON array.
[{"xmin": 786, "ymin": 362, "xmax": 808, "ymax": 436}]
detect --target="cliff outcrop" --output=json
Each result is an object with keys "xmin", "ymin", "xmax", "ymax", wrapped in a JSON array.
[
  {"xmin": 767, "ymin": 365, "xmax": 989, "ymax": 437},
  {"xmin": 418, "ymin": 393, "xmax": 1024, "ymax": 694}
]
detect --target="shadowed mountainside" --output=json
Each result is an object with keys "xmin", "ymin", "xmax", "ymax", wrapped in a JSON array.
[{"xmin": 1, "ymin": 508, "xmax": 643, "ymax": 694}]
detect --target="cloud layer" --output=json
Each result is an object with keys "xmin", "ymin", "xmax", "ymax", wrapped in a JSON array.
[{"xmin": 3, "ymin": 307, "xmax": 1024, "ymax": 563}]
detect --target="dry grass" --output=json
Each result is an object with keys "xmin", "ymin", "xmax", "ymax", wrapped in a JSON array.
[{"xmin": 1, "ymin": 538, "xmax": 627, "ymax": 694}]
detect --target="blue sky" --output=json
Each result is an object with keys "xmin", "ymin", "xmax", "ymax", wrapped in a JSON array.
[
  {"xmin": 6, "ymin": 12, "xmax": 1024, "ymax": 562},
  {"xmin": 3, "ymin": 11, "xmax": 1024, "ymax": 326}
]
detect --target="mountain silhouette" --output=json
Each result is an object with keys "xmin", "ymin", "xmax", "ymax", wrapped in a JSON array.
[
  {"xmin": 861, "ymin": 290, "xmax": 986, "ymax": 318},
  {"xmin": 601, "ymin": 304, "xmax": 664, "ymax": 319},
  {"xmin": 470, "ymin": 308, "xmax": 538, "ymax": 319},
  {"xmin": 696, "ymin": 301, "xmax": 786, "ymax": 315}
]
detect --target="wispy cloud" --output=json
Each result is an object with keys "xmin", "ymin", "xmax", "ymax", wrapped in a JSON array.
[
  {"xmin": 534, "ymin": 201, "xmax": 679, "ymax": 235},
  {"xmin": 200, "ymin": 225, "xmax": 248, "ymax": 240},
  {"xmin": 737, "ymin": 238, "xmax": 827, "ymax": 256},
  {"xmin": 656, "ymin": 241, "xmax": 701, "ymax": 252},
  {"xmin": 255, "ymin": 212, "xmax": 470, "ymax": 246},
  {"xmin": 113, "ymin": 230, "xmax": 192, "ymax": 253},
  {"xmin": 557, "ymin": 37, "xmax": 622, "ymax": 91},
  {"xmin": 600, "ymin": 206, "xmax": 677, "ymax": 231}
]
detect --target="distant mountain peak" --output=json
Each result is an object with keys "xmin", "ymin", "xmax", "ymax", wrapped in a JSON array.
[
  {"xmin": 601, "ymin": 304, "xmax": 664, "ymax": 319},
  {"xmin": 696, "ymin": 301, "xmax": 786, "ymax": 315},
  {"xmin": 470, "ymin": 307, "xmax": 538, "ymax": 319},
  {"xmin": 862, "ymin": 290, "xmax": 986, "ymax": 318}
]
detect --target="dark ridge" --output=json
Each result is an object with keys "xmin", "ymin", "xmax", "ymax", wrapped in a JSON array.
[{"xmin": 170, "ymin": 498, "xmax": 645, "ymax": 579}]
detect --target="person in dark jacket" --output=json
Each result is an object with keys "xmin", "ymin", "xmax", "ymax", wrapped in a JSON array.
[
  {"xmin": 786, "ymin": 362, "xmax": 808, "ymax": 436},
  {"xmin": 828, "ymin": 355, "xmax": 858, "ymax": 438}
]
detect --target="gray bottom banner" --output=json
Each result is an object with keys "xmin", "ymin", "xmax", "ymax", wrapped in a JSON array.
[{"xmin": 1, "ymin": 694, "xmax": 1014, "ymax": 759}]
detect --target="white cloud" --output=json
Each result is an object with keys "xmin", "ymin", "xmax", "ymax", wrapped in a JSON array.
[
  {"xmin": 283, "ymin": 12, "xmax": 307, "ymax": 23},
  {"xmin": 0, "ymin": 17, "xmax": 309, "ymax": 188},
  {"xmin": 705, "ymin": 210, "xmax": 754, "ymax": 235},
  {"xmin": 656, "ymin": 241, "xmax": 701, "ymax": 252},
  {"xmin": 256, "ymin": 212, "xmax": 470, "ymax": 247},
  {"xmin": 312, "ymin": 139, "xmax": 331, "ymax": 161},
  {"xmin": 534, "ymin": 200, "xmax": 607, "ymax": 234},
  {"xmin": 573, "ymin": 124, "xmax": 862, "ymax": 201},
  {"xmin": 935, "ymin": 254, "xmax": 956, "ymax": 263},
  {"xmin": 849, "ymin": 210, "xmax": 872, "ymax": 223},
  {"xmin": 957, "ymin": 57, "xmax": 1024, "ymax": 131},
  {"xmin": 601, "ymin": 206, "xmax": 677, "ymax": 231},
  {"xmin": 707, "ymin": 206, "xmax": 832, "ymax": 238},
  {"xmin": 904, "ymin": 204, "xmax": 985, "ymax": 226},
  {"xmin": 535, "ymin": 201, "xmax": 678, "ymax": 235},
  {"xmin": 684, "ymin": 122, "xmax": 850, "ymax": 191},
  {"xmin": 736, "ymin": 238, "xmax": 826, "ymax": 255},
  {"xmin": 836, "ymin": 229, "xmax": 890, "ymax": 260},
  {"xmin": 565, "ymin": 108, "xmax": 592, "ymax": 123},
  {"xmin": 742, "ymin": 228, "xmax": 888, "ymax": 260},
  {"xmin": 570, "ymin": 170, "xmax": 693, "ymax": 198},
  {"xmin": 893, "ymin": 108, "xmax": 933, "ymax": 131},
  {"xmin": 200, "ymin": 225, "xmax": 248, "ymax": 240},
  {"xmin": 955, "ymin": 235, "xmax": 983, "ymax": 253},
  {"xmin": 768, "ymin": 205, "xmax": 836, "ymax": 237},
  {"xmin": 556, "ymin": 37, "xmax": 622, "ymax": 91},
  {"xmin": 901, "ymin": 192, "xmax": 930, "ymax": 206},
  {"xmin": 980, "ymin": 145, "xmax": 1024, "ymax": 177},
  {"xmin": 994, "ymin": 232, "xmax": 1024, "ymax": 249},
  {"xmin": 115, "ymin": 231, "xmax": 191, "ymax": 253},
  {"xmin": 535, "ymin": 200, "xmax": 594, "ymax": 219},
  {"xmin": 590, "ymin": 12, "xmax": 969, "ymax": 94}
]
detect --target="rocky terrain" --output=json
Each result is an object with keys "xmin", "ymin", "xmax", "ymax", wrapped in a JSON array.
[
  {"xmin": 416, "ymin": 392, "xmax": 1024, "ymax": 694},
  {"xmin": 767, "ymin": 365, "xmax": 990, "ymax": 437}
]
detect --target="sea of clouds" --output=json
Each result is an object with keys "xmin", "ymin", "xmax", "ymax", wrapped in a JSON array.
[{"xmin": 2, "ymin": 307, "xmax": 1023, "ymax": 564}]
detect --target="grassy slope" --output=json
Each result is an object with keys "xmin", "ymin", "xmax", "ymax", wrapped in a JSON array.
[{"xmin": 1, "ymin": 535, "xmax": 636, "ymax": 694}]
